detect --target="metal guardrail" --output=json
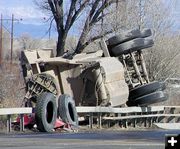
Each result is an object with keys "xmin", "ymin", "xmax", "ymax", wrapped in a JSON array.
[
  {"xmin": 0, "ymin": 108, "xmax": 32, "ymax": 133},
  {"xmin": 153, "ymin": 123, "xmax": 180, "ymax": 129},
  {"xmin": 76, "ymin": 106, "xmax": 165, "ymax": 113},
  {"xmin": 76, "ymin": 106, "xmax": 180, "ymax": 129}
]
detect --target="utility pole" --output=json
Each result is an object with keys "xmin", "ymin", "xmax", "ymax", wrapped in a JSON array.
[
  {"xmin": 0, "ymin": 14, "xmax": 2, "ymax": 64},
  {"xmin": 0, "ymin": 14, "xmax": 21, "ymax": 65},
  {"xmin": 10, "ymin": 14, "xmax": 14, "ymax": 64}
]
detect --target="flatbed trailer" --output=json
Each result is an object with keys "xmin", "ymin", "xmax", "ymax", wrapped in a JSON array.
[{"xmin": 19, "ymin": 28, "xmax": 172, "ymax": 132}]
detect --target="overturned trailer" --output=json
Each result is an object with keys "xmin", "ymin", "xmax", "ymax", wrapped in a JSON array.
[{"xmin": 20, "ymin": 28, "xmax": 169, "ymax": 132}]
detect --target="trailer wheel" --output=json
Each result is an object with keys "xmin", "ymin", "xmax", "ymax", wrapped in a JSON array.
[
  {"xmin": 127, "ymin": 91, "xmax": 168, "ymax": 106},
  {"xmin": 110, "ymin": 38, "xmax": 154, "ymax": 56},
  {"xmin": 35, "ymin": 92, "xmax": 57, "ymax": 132},
  {"xmin": 129, "ymin": 81, "xmax": 165, "ymax": 100},
  {"xmin": 107, "ymin": 29, "xmax": 141, "ymax": 47},
  {"xmin": 58, "ymin": 94, "xmax": 78, "ymax": 126},
  {"xmin": 107, "ymin": 28, "xmax": 152, "ymax": 48},
  {"xmin": 140, "ymin": 28, "xmax": 152, "ymax": 38}
]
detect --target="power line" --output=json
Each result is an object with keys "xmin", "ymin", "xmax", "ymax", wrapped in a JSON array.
[
  {"xmin": 0, "ymin": 14, "xmax": 22, "ymax": 64},
  {"xmin": 0, "ymin": 14, "xmax": 2, "ymax": 64}
]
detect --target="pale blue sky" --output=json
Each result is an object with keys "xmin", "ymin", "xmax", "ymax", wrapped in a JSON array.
[
  {"xmin": 0, "ymin": 0, "xmax": 52, "ymax": 37},
  {"xmin": 0, "ymin": 0, "xmax": 179, "ymax": 25},
  {"xmin": 0, "ymin": 0, "xmax": 179, "ymax": 37},
  {"xmin": 0, "ymin": 0, "xmax": 46, "ymax": 24}
]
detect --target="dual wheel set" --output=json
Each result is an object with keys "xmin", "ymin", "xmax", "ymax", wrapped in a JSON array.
[
  {"xmin": 127, "ymin": 81, "xmax": 167, "ymax": 106},
  {"xmin": 35, "ymin": 93, "xmax": 78, "ymax": 132},
  {"xmin": 106, "ymin": 28, "xmax": 168, "ymax": 106}
]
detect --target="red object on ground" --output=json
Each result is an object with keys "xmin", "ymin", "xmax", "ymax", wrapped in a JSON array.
[
  {"xmin": 15, "ymin": 114, "xmax": 72, "ymax": 131},
  {"xmin": 16, "ymin": 114, "xmax": 35, "ymax": 126},
  {"xmin": 54, "ymin": 119, "xmax": 72, "ymax": 131},
  {"xmin": 54, "ymin": 118, "xmax": 65, "ymax": 128}
]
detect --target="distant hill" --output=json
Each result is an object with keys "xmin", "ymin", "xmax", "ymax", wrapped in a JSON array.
[
  {"xmin": 12, "ymin": 22, "xmax": 58, "ymax": 38},
  {"xmin": 8, "ymin": 21, "xmax": 81, "ymax": 39}
]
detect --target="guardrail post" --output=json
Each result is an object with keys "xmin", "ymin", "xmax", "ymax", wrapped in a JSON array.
[
  {"xmin": 133, "ymin": 113, "xmax": 137, "ymax": 128},
  {"xmin": 157, "ymin": 116, "xmax": 165, "ymax": 123},
  {"xmin": 167, "ymin": 116, "xmax": 175, "ymax": 123},
  {"xmin": 89, "ymin": 113, "xmax": 93, "ymax": 129},
  {"xmin": 149, "ymin": 117, "xmax": 153, "ymax": 127},
  {"xmin": 144, "ymin": 117, "xmax": 147, "ymax": 127},
  {"xmin": 170, "ymin": 107, "xmax": 176, "ymax": 114},
  {"xmin": 176, "ymin": 117, "xmax": 180, "ymax": 123},
  {"xmin": 20, "ymin": 114, "xmax": 24, "ymax": 132},
  {"xmin": 98, "ymin": 113, "xmax": 102, "ymax": 129},
  {"xmin": 7, "ymin": 114, "xmax": 11, "ymax": 133}
]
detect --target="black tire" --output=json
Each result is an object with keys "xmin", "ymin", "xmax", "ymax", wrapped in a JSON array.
[
  {"xmin": 129, "ymin": 81, "xmax": 165, "ymax": 100},
  {"xmin": 110, "ymin": 38, "xmax": 154, "ymax": 56},
  {"xmin": 127, "ymin": 91, "xmax": 168, "ymax": 106},
  {"xmin": 107, "ymin": 29, "xmax": 141, "ymax": 46},
  {"xmin": 58, "ymin": 94, "xmax": 78, "ymax": 126},
  {"xmin": 140, "ymin": 28, "xmax": 152, "ymax": 38},
  {"xmin": 107, "ymin": 28, "xmax": 152, "ymax": 47},
  {"xmin": 35, "ymin": 92, "xmax": 57, "ymax": 132}
]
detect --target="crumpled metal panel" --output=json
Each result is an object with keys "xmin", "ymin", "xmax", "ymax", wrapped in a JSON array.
[{"xmin": 98, "ymin": 57, "xmax": 129, "ymax": 106}]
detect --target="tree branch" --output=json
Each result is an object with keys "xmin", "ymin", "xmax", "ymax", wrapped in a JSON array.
[
  {"xmin": 48, "ymin": 0, "xmax": 57, "ymax": 19},
  {"xmin": 69, "ymin": 0, "xmax": 89, "ymax": 29},
  {"xmin": 81, "ymin": 29, "xmax": 114, "ymax": 50},
  {"xmin": 48, "ymin": 0, "xmax": 64, "ymax": 34},
  {"xmin": 89, "ymin": 0, "xmax": 102, "ymax": 18},
  {"xmin": 92, "ymin": 12, "xmax": 109, "ymax": 24},
  {"xmin": 54, "ymin": 0, "xmax": 64, "ymax": 30},
  {"xmin": 34, "ymin": 0, "xmax": 51, "ymax": 11},
  {"xmin": 46, "ymin": 16, "xmax": 54, "ymax": 35},
  {"xmin": 65, "ymin": 0, "xmax": 77, "ymax": 32},
  {"xmin": 75, "ymin": 0, "xmax": 118, "ymax": 54},
  {"xmin": 90, "ymin": 0, "xmax": 118, "ymax": 26}
]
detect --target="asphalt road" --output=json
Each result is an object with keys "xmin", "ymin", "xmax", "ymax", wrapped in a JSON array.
[{"xmin": 0, "ymin": 130, "xmax": 180, "ymax": 149}]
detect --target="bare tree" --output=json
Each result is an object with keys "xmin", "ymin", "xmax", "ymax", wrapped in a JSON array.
[
  {"xmin": 18, "ymin": 33, "xmax": 41, "ymax": 50},
  {"xmin": 137, "ymin": 0, "xmax": 180, "ymax": 81},
  {"xmin": 106, "ymin": 0, "xmax": 180, "ymax": 81},
  {"xmin": 35, "ymin": 0, "xmax": 119, "ymax": 56}
]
